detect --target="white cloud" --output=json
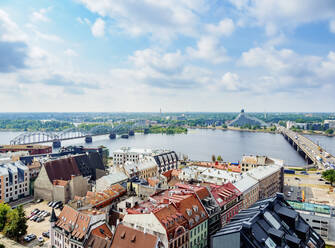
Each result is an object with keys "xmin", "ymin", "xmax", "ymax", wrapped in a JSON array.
[
  {"xmin": 91, "ymin": 18, "xmax": 105, "ymax": 37},
  {"xmin": 187, "ymin": 36, "xmax": 229, "ymax": 64},
  {"xmin": 0, "ymin": 9, "xmax": 26, "ymax": 42},
  {"xmin": 230, "ymin": 0, "xmax": 335, "ymax": 35},
  {"xmin": 64, "ymin": 49, "xmax": 78, "ymax": 57},
  {"xmin": 31, "ymin": 8, "xmax": 51, "ymax": 23},
  {"xmin": 219, "ymin": 72, "xmax": 243, "ymax": 91},
  {"xmin": 77, "ymin": 0, "xmax": 208, "ymax": 41},
  {"xmin": 330, "ymin": 20, "xmax": 335, "ymax": 33},
  {"xmin": 206, "ymin": 18, "xmax": 235, "ymax": 37}
]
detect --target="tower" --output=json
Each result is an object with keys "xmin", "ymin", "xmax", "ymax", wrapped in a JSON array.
[{"xmin": 50, "ymin": 208, "xmax": 58, "ymax": 246}]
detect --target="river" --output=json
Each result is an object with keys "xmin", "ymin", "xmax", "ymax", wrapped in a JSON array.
[{"xmin": 2, "ymin": 129, "xmax": 334, "ymax": 166}]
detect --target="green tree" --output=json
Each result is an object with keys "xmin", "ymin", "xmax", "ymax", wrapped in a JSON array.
[
  {"xmin": 217, "ymin": 155, "xmax": 223, "ymax": 161},
  {"xmin": 0, "ymin": 203, "xmax": 10, "ymax": 231},
  {"xmin": 3, "ymin": 205, "xmax": 27, "ymax": 241},
  {"xmin": 322, "ymin": 170, "xmax": 335, "ymax": 186},
  {"xmin": 211, "ymin": 155, "xmax": 216, "ymax": 162},
  {"xmin": 325, "ymin": 129, "xmax": 334, "ymax": 135}
]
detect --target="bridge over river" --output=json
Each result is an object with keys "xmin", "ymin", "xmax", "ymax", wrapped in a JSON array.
[
  {"xmin": 10, "ymin": 123, "xmax": 149, "ymax": 148},
  {"xmin": 280, "ymin": 126, "xmax": 335, "ymax": 169}
]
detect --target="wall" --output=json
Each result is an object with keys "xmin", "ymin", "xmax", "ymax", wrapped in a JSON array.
[
  {"xmin": 34, "ymin": 165, "xmax": 54, "ymax": 201},
  {"xmin": 69, "ymin": 175, "xmax": 90, "ymax": 200},
  {"xmin": 189, "ymin": 220, "xmax": 207, "ymax": 248}
]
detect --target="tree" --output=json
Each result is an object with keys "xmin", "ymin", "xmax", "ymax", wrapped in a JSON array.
[
  {"xmin": 325, "ymin": 129, "xmax": 334, "ymax": 135},
  {"xmin": 211, "ymin": 155, "xmax": 216, "ymax": 162},
  {"xmin": 0, "ymin": 203, "xmax": 10, "ymax": 231},
  {"xmin": 217, "ymin": 155, "xmax": 223, "ymax": 162},
  {"xmin": 322, "ymin": 170, "xmax": 335, "ymax": 186},
  {"xmin": 3, "ymin": 205, "xmax": 27, "ymax": 241}
]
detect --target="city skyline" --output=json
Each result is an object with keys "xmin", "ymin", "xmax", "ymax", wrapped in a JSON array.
[{"xmin": 1, "ymin": 0, "xmax": 335, "ymax": 112}]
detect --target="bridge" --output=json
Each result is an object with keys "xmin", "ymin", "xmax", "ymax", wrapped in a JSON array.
[
  {"xmin": 279, "ymin": 126, "xmax": 335, "ymax": 169},
  {"xmin": 10, "ymin": 123, "xmax": 149, "ymax": 148}
]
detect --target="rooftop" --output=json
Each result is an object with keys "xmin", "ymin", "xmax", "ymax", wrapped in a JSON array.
[{"xmin": 111, "ymin": 224, "xmax": 158, "ymax": 248}]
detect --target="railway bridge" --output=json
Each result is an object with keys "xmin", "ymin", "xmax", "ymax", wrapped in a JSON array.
[{"xmin": 10, "ymin": 123, "xmax": 149, "ymax": 148}]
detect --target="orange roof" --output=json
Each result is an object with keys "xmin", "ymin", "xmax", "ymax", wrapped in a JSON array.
[
  {"xmin": 55, "ymin": 205, "xmax": 91, "ymax": 239},
  {"xmin": 84, "ymin": 223, "xmax": 113, "ymax": 248},
  {"xmin": 111, "ymin": 224, "xmax": 158, "ymax": 248},
  {"xmin": 175, "ymin": 183, "xmax": 210, "ymax": 200},
  {"xmin": 53, "ymin": 180, "xmax": 68, "ymax": 187},
  {"xmin": 148, "ymin": 177, "xmax": 159, "ymax": 187}
]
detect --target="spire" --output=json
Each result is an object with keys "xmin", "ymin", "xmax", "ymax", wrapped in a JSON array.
[{"xmin": 50, "ymin": 208, "xmax": 58, "ymax": 222}]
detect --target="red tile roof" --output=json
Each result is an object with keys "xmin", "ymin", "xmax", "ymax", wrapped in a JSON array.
[
  {"xmin": 84, "ymin": 223, "xmax": 113, "ymax": 248},
  {"xmin": 111, "ymin": 224, "xmax": 158, "ymax": 248},
  {"xmin": 210, "ymin": 182, "xmax": 242, "ymax": 207}
]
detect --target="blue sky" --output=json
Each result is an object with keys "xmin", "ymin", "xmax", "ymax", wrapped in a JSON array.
[{"xmin": 0, "ymin": 0, "xmax": 335, "ymax": 112}]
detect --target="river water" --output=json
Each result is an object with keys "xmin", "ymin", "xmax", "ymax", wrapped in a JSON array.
[{"xmin": 2, "ymin": 129, "xmax": 334, "ymax": 166}]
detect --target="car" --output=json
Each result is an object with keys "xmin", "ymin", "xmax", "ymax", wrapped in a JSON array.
[
  {"xmin": 295, "ymin": 177, "xmax": 301, "ymax": 181},
  {"xmin": 52, "ymin": 201, "xmax": 61, "ymax": 208},
  {"xmin": 325, "ymin": 181, "xmax": 331, "ymax": 185},
  {"xmin": 42, "ymin": 231, "xmax": 50, "ymax": 238},
  {"xmin": 318, "ymin": 178, "xmax": 324, "ymax": 181},
  {"xmin": 287, "ymin": 192, "xmax": 291, "ymax": 197},
  {"xmin": 290, "ymin": 187, "xmax": 294, "ymax": 192},
  {"xmin": 24, "ymin": 234, "xmax": 36, "ymax": 242},
  {"xmin": 55, "ymin": 202, "xmax": 63, "ymax": 209},
  {"xmin": 316, "ymin": 172, "xmax": 321, "ymax": 175},
  {"xmin": 48, "ymin": 201, "xmax": 54, "ymax": 207},
  {"xmin": 38, "ymin": 236, "xmax": 44, "ymax": 243},
  {"xmin": 36, "ymin": 199, "xmax": 44, "ymax": 203}
]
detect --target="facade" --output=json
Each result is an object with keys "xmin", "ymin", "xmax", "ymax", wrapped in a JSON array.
[
  {"xmin": 210, "ymin": 183, "xmax": 243, "ymax": 227},
  {"xmin": 111, "ymin": 224, "xmax": 163, "ymax": 248},
  {"xmin": 34, "ymin": 156, "xmax": 90, "ymax": 202},
  {"xmin": 95, "ymin": 171, "xmax": 128, "ymax": 192},
  {"xmin": 241, "ymin": 155, "xmax": 284, "ymax": 172},
  {"xmin": 325, "ymin": 120, "xmax": 335, "ymax": 129},
  {"xmin": 247, "ymin": 164, "xmax": 284, "ymax": 199},
  {"xmin": 153, "ymin": 151, "xmax": 179, "ymax": 173},
  {"xmin": 113, "ymin": 147, "xmax": 153, "ymax": 165},
  {"xmin": 123, "ymin": 188, "xmax": 209, "ymax": 248},
  {"xmin": 233, "ymin": 174, "xmax": 259, "ymax": 209},
  {"xmin": 0, "ymin": 144, "xmax": 52, "ymax": 155},
  {"xmin": 0, "ymin": 161, "xmax": 30, "ymax": 203},
  {"xmin": 175, "ymin": 183, "xmax": 221, "ymax": 246},
  {"xmin": 50, "ymin": 205, "xmax": 109, "ymax": 248},
  {"xmin": 211, "ymin": 193, "xmax": 325, "ymax": 248}
]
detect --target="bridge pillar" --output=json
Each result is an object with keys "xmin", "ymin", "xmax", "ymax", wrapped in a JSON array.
[
  {"xmin": 109, "ymin": 133, "xmax": 116, "ymax": 139},
  {"xmin": 85, "ymin": 135, "xmax": 93, "ymax": 143},
  {"xmin": 53, "ymin": 140, "xmax": 61, "ymax": 148},
  {"xmin": 144, "ymin": 128, "xmax": 149, "ymax": 134},
  {"xmin": 128, "ymin": 130, "xmax": 135, "ymax": 136}
]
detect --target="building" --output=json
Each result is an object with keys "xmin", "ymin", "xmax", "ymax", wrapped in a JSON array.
[
  {"xmin": 111, "ymin": 223, "xmax": 163, "ymax": 248},
  {"xmin": 286, "ymin": 121, "xmax": 307, "ymax": 130},
  {"xmin": 153, "ymin": 151, "xmax": 179, "ymax": 173},
  {"xmin": 96, "ymin": 171, "xmax": 128, "ymax": 192},
  {"xmin": 0, "ymin": 161, "xmax": 30, "ymax": 203},
  {"xmin": 228, "ymin": 109, "xmax": 268, "ymax": 127},
  {"xmin": 210, "ymin": 183, "xmax": 243, "ymax": 227},
  {"xmin": 0, "ymin": 144, "xmax": 52, "ymax": 155},
  {"xmin": 34, "ymin": 156, "xmax": 91, "ymax": 202},
  {"xmin": 84, "ymin": 223, "xmax": 113, "ymax": 248},
  {"xmin": 233, "ymin": 174, "xmax": 259, "ymax": 210},
  {"xmin": 287, "ymin": 200, "xmax": 335, "ymax": 243},
  {"xmin": 175, "ymin": 183, "xmax": 221, "ymax": 246},
  {"xmin": 113, "ymin": 147, "xmax": 153, "ymax": 165},
  {"xmin": 69, "ymin": 183, "xmax": 126, "ymax": 211},
  {"xmin": 325, "ymin": 120, "xmax": 335, "ymax": 129},
  {"xmin": 192, "ymin": 161, "xmax": 241, "ymax": 173},
  {"xmin": 241, "ymin": 155, "xmax": 284, "ymax": 172},
  {"xmin": 50, "ymin": 205, "xmax": 111, "ymax": 248},
  {"xmin": 123, "ymin": 188, "xmax": 209, "ymax": 248},
  {"xmin": 211, "ymin": 193, "xmax": 325, "ymax": 248},
  {"xmin": 247, "ymin": 164, "xmax": 284, "ymax": 199}
]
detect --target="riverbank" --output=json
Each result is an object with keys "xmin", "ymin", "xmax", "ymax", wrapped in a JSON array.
[{"xmin": 188, "ymin": 125, "xmax": 279, "ymax": 134}]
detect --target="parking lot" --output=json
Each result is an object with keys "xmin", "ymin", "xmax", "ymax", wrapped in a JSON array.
[
  {"xmin": 23, "ymin": 201, "xmax": 61, "ymax": 247},
  {"xmin": 284, "ymin": 172, "xmax": 335, "ymax": 205}
]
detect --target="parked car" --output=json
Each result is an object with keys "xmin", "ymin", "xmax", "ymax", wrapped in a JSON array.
[
  {"xmin": 48, "ymin": 201, "xmax": 54, "ymax": 207},
  {"xmin": 55, "ymin": 202, "xmax": 63, "ymax": 209},
  {"xmin": 318, "ymin": 178, "xmax": 324, "ymax": 181},
  {"xmin": 325, "ymin": 181, "xmax": 331, "ymax": 185},
  {"xmin": 294, "ymin": 177, "xmax": 301, "ymax": 181},
  {"xmin": 52, "ymin": 201, "xmax": 61, "ymax": 208},
  {"xmin": 36, "ymin": 199, "xmax": 44, "ymax": 203},
  {"xmin": 24, "ymin": 234, "xmax": 36, "ymax": 242},
  {"xmin": 42, "ymin": 231, "xmax": 50, "ymax": 238},
  {"xmin": 32, "ymin": 216, "xmax": 39, "ymax": 221},
  {"xmin": 38, "ymin": 236, "xmax": 44, "ymax": 243},
  {"xmin": 290, "ymin": 187, "xmax": 294, "ymax": 192},
  {"xmin": 287, "ymin": 192, "xmax": 291, "ymax": 197}
]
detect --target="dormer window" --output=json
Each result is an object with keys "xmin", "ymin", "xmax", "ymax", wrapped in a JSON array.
[
  {"xmin": 186, "ymin": 209, "xmax": 192, "ymax": 216},
  {"xmin": 193, "ymin": 205, "xmax": 198, "ymax": 212}
]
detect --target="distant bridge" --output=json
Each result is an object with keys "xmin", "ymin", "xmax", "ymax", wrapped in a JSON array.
[
  {"xmin": 10, "ymin": 123, "xmax": 149, "ymax": 147},
  {"xmin": 280, "ymin": 127, "xmax": 335, "ymax": 169}
]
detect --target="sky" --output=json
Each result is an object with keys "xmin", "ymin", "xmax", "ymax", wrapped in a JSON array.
[{"xmin": 0, "ymin": 0, "xmax": 335, "ymax": 112}]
